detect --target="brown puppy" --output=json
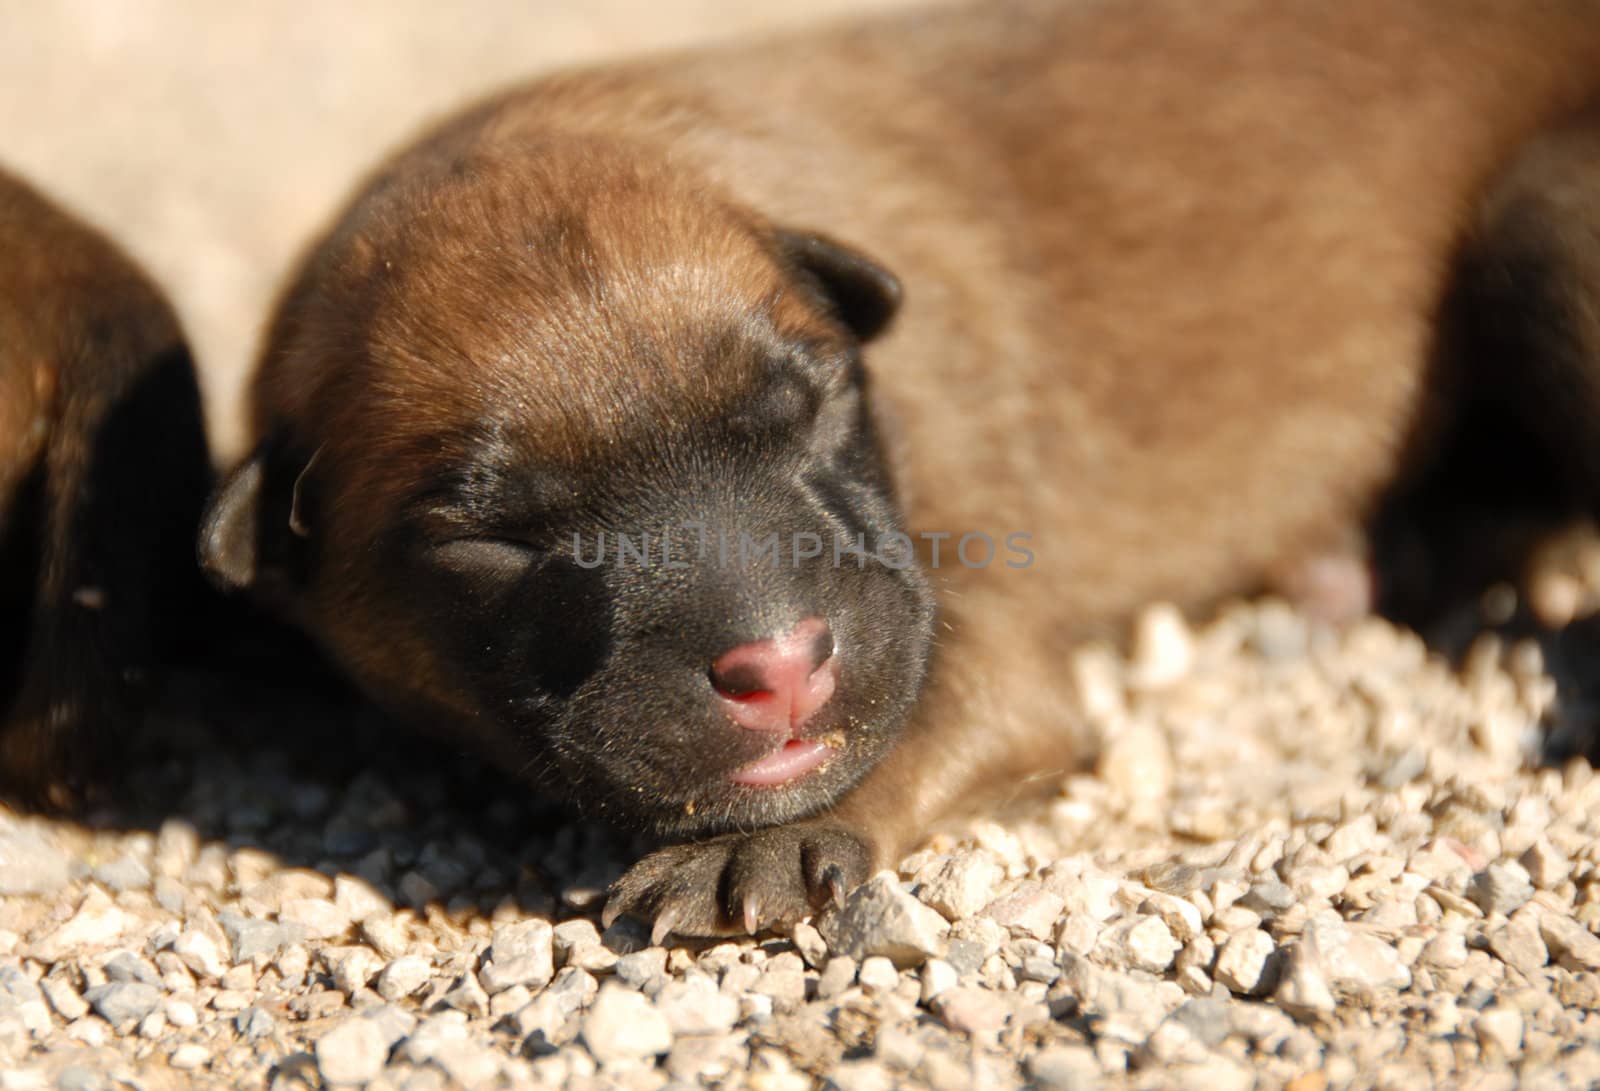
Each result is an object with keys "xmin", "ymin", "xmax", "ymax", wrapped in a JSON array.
[
  {"xmin": 204, "ymin": 0, "xmax": 1600, "ymax": 937},
  {"xmin": 0, "ymin": 167, "xmax": 211, "ymax": 805}
]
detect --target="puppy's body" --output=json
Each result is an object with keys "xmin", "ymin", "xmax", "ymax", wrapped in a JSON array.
[
  {"xmin": 210, "ymin": 0, "xmax": 1600, "ymax": 934},
  {"xmin": 0, "ymin": 168, "xmax": 211, "ymax": 801}
]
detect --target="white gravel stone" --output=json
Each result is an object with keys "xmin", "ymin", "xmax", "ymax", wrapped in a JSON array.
[
  {"xmin": 1030, "ymin": 1045, "xmax": 1101, "ymax": 1091},
  {"xmin": 1421, "ymin": 930, "xmax": 1469, "ymax": 969},
  {"xmin": 172, "ymin": 929, "xmax": 227, "ymax": 980},
  {"xmin": 790, "ymin": 921, "xmax": 829, "ymax": 967},
  {"xmin": 920, "ymin": 958, "xmax": 959, "ymax": 1003},
  {"xmin": 38, "ymin": 976, "xmax": 88, "ymax": 1022},
  {"xmin": 934, "ymin": 986, "xmax": 1008, "ymax": 1034},
  {"xmin": 1128, "ymin": 603, "xmax": 1195, "ymax": 688},
  {"xmin": 169, "ymin": 1043, "xmax": 210, "ymax": 1070},
  {"xmin": 916, "ymin": 853, "xmax": 1004, "ymax": 920},
  {"xmin": 982, "ymin": 882, "xmax": 1066, "ymax": 940},
  {"xmin": 1098, "ymin": 724, "xmax": 1174, "ymax": 802},
  {"xmin": 280, "ymin": 898, "xmax": 351, "ymax": 941},
  {"xmin": 428, "ymin": 1040, "xmax": 504, "ymax": 1087},
  {"xmin": 30, "ymin": 889, "xmax": 131, "ymax": 963},
  {"xmin": 0, "ymin": 828, "xmax": 73, "ymax": 896},
  {"xmin": 581, "ymin": 984, "xmax": 673, "ymax": 1061},
  {"xmin": 489, "ymin": 919, "xmax": 554, "ymax": 983},
  {"xmin": 360, "ymin": 914, "xmax": 409, "ymax": 960},
  {"xmin": 1277, "ymin": 912, "xmax": 1410, "ymax": 1016},
  {"xmin": 440, "ymin": 971, "xmax": 489, "ymax": 1016},
  {"xmin": 858, "ymin": 956, "xmax": 899, "ymax": 993},
  {"xmin": 1213, "ymin": 929, "xmax": 1275, "ymax": 995},
  {"xmin": 552, "ymin": 919, "xmax": 603, "ymax": 963},
  {"xmin": 1135, "ymin": 890, "xmax": 1205, "ymax": 942},
  {"xmin": 655, "ymin": 974, "xmax": 738, "ymax": 1034},
  {"xmin": 376, "ymin": 954, "xmax": 433, "ymax": 1002},
  {"xmin": 1489, "ymin": 918, "xmax": 1547, "ymax": 977},
  {"xmin": 1476, "ymin": 1005, "xmax": 1525, "ymax": 1057},
  {"xmin": 333, "ymin": 876, "xmax": 391, "ymax": 921},
  {"xmin": 1108, "ymin": 916, "xmax": 1180, "ymax": 973},
  {"xmin": 1519, "ymin": 839, "xmax": 1572, "ymax": 890},
  {"xmin": 316, "ymin": 1016, "xmax": 390, "ymax": 1085},
  {"xmin": 817, "ymin": 956, "xmax": 857, "ymax": 999}
]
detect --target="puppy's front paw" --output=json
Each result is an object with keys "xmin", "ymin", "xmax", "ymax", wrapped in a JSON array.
[
  {"xmin": 604, "ymin": 822, "xmax": 872, "ymax": 941},
  {"xmin": 0, "ymin": 694, "xmax": 111, "ymax": 813}
]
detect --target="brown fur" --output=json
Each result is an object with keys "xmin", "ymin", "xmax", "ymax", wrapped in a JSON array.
[
  {"xmin": 0, "ymin": 166, "xmax": 211, "ymax": 803},
  {"xmin": 216, "ymin": 0, "xmax": 1600, "ymax": 934}
]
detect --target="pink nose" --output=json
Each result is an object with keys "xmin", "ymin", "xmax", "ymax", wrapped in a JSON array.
[{"xmin": 709, "ymin": 617, "xmax": 838, "ymax": 734}]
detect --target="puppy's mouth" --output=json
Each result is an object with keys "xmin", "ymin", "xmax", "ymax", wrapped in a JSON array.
[{"xmin": 729, "ymin": 733, "xmax": 843, "ymax": 787}]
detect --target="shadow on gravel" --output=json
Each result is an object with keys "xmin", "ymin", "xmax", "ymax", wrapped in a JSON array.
[
  {"xmin": 68, "ymin": 616, "xmax": 657, "ymax": 937},
  {"xmin": 27, "ymin": 574, "xmax": 1600, "ymax": 942}
]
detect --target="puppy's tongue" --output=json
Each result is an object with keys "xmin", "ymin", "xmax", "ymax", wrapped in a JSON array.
[{"xmin": 730, "ymin": 739, "xmax": 835, "ymax": 787}]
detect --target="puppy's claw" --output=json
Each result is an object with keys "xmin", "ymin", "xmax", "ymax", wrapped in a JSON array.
[
  {"xmin": 609, "ymin": 822, "xmax": 872, "ymax": 938},
  {"xmin": 824, "ymin": 864, "xmax": 847, "ymax": 909},
  {"xmin": 650, "ymin": 905, "xmax": 682, "ymax": 947}
]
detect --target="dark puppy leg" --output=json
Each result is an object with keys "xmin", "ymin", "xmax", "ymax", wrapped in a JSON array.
[
  {"xmin": 0, "ymin": 175, "xmax": 212, "ymax": 807},
  {"xmin": 1375, "ymin": 101, "xmax": 1600, "ymax": 722}
]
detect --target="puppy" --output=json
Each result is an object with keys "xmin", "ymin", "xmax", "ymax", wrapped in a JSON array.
[
  {"xmin": 203, "ymin": 0, "xmax": 1600, "ymax": 936},
  {"xmin": 0, "ymin": 167, "xmax": 211, "ymax": 805}
]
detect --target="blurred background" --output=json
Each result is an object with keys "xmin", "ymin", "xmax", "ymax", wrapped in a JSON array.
[{"xmin": 0, "ymin": 0, "xmax": 917, "ymax": 457}]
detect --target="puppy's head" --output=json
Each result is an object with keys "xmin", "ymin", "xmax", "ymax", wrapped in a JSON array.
[{"xmin": 202, "ymin": 139, "xmax": 935, "ymax": 837}]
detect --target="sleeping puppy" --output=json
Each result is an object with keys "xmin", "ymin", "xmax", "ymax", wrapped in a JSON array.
[
  {"xmin": 203, "ymin": 0, "xmax": 1600, "ymax": 937},
  {"xmin": 0, "ymin": 166, "xmax": 210, "ymax": 806}
]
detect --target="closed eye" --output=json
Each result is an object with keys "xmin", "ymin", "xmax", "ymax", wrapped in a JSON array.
[{"xmin": 426, "ymin": 537, "xmax": 544, "ymax": 585}]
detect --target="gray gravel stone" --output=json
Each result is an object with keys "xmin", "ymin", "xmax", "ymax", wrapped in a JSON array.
[
  {"xmin": 219, "ymin": 912, "xmax": 305, "ymax": 964},
  {"xmin": 102, "ymin": 952, "xmax": 160, "ymax": 987},
  {"xmin": 83, "ymin": 983, "xmax": 160, "ymax": 1027},
  {"xmin": 1469, "ymin": 862, "xmax": 1535, "ymax": 916},
  {"xmin": 821, "ymin": 872, "xmax": 949, "ymax": 968},
  {"xmin": 91, "ymin": 855, "xmax": 151, "ymax": 893},
  {"xmin": 235, "ymin": 1006, "xmax": 275, "ymax": 1039}
]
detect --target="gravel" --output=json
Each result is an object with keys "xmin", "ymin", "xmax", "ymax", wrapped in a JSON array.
[{"xmin": 0, "ymin": 598, "xmax": 1596, "ymax": 1088}]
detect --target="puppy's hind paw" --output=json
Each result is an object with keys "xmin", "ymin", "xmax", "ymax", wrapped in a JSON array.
[{"xmin": 604, "ymin": 822, "xmax": 872, "ymax": 941}]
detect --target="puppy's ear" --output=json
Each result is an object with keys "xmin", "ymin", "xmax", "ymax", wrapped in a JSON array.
[
  {"xmin": 198, "ymin": 432, "xmax": 318, "ymax": 593},
  {"xmin": 777, "ymin": 229, "xmax": 902, "ymax": 343}
]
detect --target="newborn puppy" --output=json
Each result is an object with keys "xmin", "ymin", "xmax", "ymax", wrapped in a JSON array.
[
  {"xmin": 0, "ymin": 167, "xmax": 210, "ymax": 805},
  {"xmin": 204, "ymin": 0, "xmax": 1600, "ymax": 936}
]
